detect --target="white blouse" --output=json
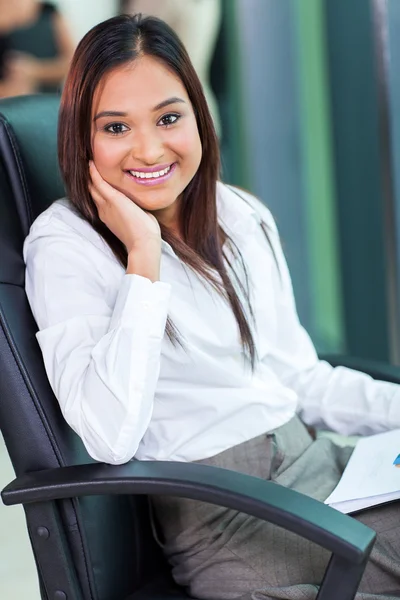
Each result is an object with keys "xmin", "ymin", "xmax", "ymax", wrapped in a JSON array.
[{"xmin": 23, "ymin": 182, "xmax": 400, "ymax": 465}]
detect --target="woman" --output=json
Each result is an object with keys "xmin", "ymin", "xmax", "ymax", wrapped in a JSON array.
[{"xmin": 23, "ymin": 14, "xmax": 400, "ymax": 600}]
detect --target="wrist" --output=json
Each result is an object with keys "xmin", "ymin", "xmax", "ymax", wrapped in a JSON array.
[
  {"xmin": 127, "ymin": 234, "xmax": 161, "ymax": 254},
  {"xmin": 127, "ymin": 241, "xmax": 161, "ymax": 282}
]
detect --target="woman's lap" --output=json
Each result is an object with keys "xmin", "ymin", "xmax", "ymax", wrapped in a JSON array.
[
  {"xmin": 151, "ymin": 417, "xmax": 400, "ymax": 599},
  {"xmin": 353, "ymin": 502, "xmax": 400, "ymax": 597}
]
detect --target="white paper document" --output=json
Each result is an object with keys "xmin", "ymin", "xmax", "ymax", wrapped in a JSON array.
[{"xmin": 324, "ymin": 429, "xmax": 400, "ymax": 514}]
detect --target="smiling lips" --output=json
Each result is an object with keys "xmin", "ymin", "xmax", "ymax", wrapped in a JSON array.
[
  {"xmin": 125, "ymin": 162, "xmax": 176, "ymax": 186},
  {"xmin": 130, "ymin": 164, "xmax": 171, "ymax": 179}
]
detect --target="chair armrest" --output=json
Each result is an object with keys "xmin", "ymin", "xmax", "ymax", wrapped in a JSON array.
[
  {"xmin": 1, "ymin": 459, "xmax": 375, "ymax": 566},
  {"xmin": 320, "ymin": 353, "xmax": 400, "ymax": 384}
]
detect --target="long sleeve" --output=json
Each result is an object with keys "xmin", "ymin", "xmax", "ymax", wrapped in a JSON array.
[
  {"xmin": 257, "ymin": 202, "xmax": 400, "ymax": 437},
  {"xmin": 24, "ymin": 216, "xmax": 171, "ymax": 464}
]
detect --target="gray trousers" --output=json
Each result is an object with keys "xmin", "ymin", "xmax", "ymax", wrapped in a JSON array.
[{"xmin": 151, "ymin": 416, "xmax": 400, "ymax": 599}]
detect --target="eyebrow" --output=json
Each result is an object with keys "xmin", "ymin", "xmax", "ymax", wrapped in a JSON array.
[{"xmin": 93, "ymin": 97, "xmax": 186, "ymax": 121}]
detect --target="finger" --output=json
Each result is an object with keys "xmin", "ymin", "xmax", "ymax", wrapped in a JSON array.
[
  {"xmin": 89, "ymin": 161, "xmax": 111, "ymax": 192},
  {"xmin": 88, "ymin": 168, "xmax": 98, "ymax": 194},
  {"xmin": 88, "ymin": 182, "xmax": 105, "ymax": 208},
  {"xmin": 88, "ymin": 163, "xmax": 109, "ymax": 202},
  {"xmin": 88, "ymin": 161, "xmax": 102, "ymax": 188},
  {"xmin": 88, "ymin": 161, "xmax": 106, "ymax": 191},
  {"xmin": 88, "ymin": 160, "xmax": 98, "ymax": 178}
]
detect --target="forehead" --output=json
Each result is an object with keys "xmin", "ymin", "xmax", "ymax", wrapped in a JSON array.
[{"xmin": 92, "ymin": 56, "xmax": 189, "ymax": 114}]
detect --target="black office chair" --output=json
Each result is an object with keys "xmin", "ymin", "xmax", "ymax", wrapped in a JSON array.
[{"xmin": 0, "ymin": 95, "xmax": 398, "ymax": 600}]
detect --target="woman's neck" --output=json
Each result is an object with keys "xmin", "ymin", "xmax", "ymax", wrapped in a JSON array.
[{"xmin": 153, "ymin": 199, "xmax": 183, "ymax": 241}]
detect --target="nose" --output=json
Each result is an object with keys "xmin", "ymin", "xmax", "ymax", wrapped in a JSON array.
[{"xmin": 130, "ymin": 128, "xmax": 164, "ymax": 166}]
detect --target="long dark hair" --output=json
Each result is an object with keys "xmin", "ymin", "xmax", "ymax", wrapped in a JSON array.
[{"xmin": 58, "ymin": 14, "xmax": 257, "ymax": 366}]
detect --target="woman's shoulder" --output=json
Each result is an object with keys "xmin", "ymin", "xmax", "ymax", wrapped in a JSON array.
[
  {"xmin": 216, "ymin": 181, "xmax": 277, "ymax": 233},
  {"xmin": 24, "ymin": 198, "xmax": 111, "ymax": 259}
]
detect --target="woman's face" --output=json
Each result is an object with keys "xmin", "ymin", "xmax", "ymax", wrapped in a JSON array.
[{"xmin": 91, "ymin": 55, "xmax": 202, "ymax": 226}]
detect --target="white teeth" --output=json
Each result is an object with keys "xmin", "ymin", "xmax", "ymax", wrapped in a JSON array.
[{"xmin": 129, "ymin": 165, "xmax": 172, "ymax": 179}]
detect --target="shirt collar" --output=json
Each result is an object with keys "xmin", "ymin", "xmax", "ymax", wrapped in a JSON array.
[
  {"xmin": 161, "ymin": 182, "xmax": 260, "ymax": 257},
  {"xmin": 216, "ymin": 182, "xmax": 261, "ymax": 239}
]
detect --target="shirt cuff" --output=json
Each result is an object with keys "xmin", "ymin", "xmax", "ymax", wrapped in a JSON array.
[{"xmin": 109, "ymin": 274, "xmax": 171, "ymax": 338}]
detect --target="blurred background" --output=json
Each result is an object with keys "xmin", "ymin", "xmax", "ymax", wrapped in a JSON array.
[{"xmin": 1, "ymin": 0, "xmax": 400, "ymax": 596}]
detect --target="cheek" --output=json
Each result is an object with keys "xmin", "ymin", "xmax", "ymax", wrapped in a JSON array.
[
  {"xmin": 170, "ymin": 123, "xmax": 202, "ymax": 168},
  {"xmin": 92, "ymin": 135, "xmax": 127, "ymax": 171}
]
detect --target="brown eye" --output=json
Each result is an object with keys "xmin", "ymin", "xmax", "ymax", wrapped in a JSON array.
[
  {"xmin": 158, "ymin": 113, "xmax": 180, "ymax": 127},
  {"xmin": 104, "ymin": 123, "xmax": 128, "ymax": 135}
]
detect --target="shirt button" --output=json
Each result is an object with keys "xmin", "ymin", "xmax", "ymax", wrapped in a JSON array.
[{"xmin": 142, "ymin": 301, "xmax": 151, "ymax": 310}]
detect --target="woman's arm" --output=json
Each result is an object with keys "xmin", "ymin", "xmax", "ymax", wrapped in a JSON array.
[
  {"xmin": 0, "ymin": 75, "xmax": 35, "ymax": 97},
  {"xmin": 24, "ymin": 214, "xmax": 170, "ymax": 465}
]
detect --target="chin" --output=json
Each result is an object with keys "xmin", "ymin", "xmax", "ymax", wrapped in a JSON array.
[{"xmin": 130, "ymin": 190, "xmax": 178, "ymax": 212}]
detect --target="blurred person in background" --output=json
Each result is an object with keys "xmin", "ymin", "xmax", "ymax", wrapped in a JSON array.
[
  {"xmin": 122, "ymin": 0, "xmax": 222, "ymax": 136},
  {"xmin": 0, "ymin": 0, "xmax": 74, "ymax": 97}
]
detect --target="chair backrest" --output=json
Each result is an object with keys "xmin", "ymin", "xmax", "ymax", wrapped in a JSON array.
[{"xmin": 0, "ymin": 95, "xmax": 165, "ymax": 600}]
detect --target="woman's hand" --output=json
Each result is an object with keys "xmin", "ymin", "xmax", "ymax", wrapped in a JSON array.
[{"xmin": 89, "ymin": 161, "xmax": 162, "ymax": 281}]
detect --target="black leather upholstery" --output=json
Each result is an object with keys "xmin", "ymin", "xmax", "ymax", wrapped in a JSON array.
[{"xmin": 0, "ymin": 95, "xmax": 175, "ymax": 600}]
